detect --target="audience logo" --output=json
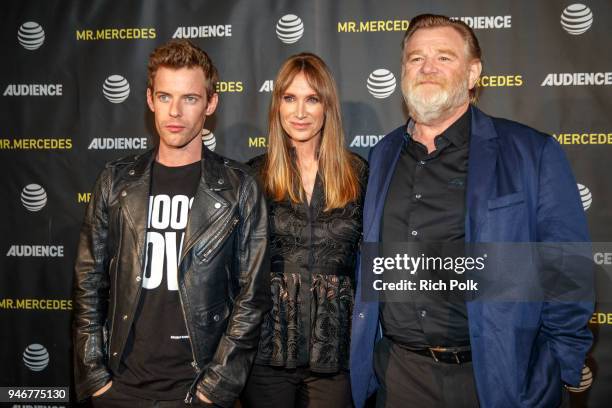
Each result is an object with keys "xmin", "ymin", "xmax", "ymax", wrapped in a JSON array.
[
  {"xmin": 578, "ymin": 183, "xmax": 592, "ymax": 210},
  {"xmin": 367, "ymin": 69, "xmax": 396, "ymax": 98},
  {"xmin": 203, "ymin": 129, "xmax": 216, "ymax": 151},
  {"xmin": 103, "ymin": 75, "xmax": 130, "ymax": 103},
  {"xmin": 561, "ymin": 4, "xmax": 593, "ymax": 35},
  {"xmin": 276, "ymin": 15, "xmax": 304, "ymax": 44},
  {"xmin": 23, "ymin": 343, "xmax": 49, "ymax": 372},
  {"xmin": 21, "ymin": 184, "xmax": 47, "ymax": 212},
  {"xmin": 18, "ymin": 22, "xmax": 45, "ymax": 50},
  {"xmin": 259, "ymin": 80, "xmax": 274, "ymax": 92},
  {"xmin": 350, "ymin": 134, "xmax": 386, "ymax": 148}
]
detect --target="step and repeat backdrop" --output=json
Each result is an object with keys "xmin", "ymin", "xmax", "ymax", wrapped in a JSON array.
[{"xmin": 1, "ymin": 0, "xmax": 611, "ymax": 406}]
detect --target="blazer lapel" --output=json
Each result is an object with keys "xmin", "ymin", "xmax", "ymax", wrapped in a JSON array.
[{"xmin": 465, "ymin": 105, "xmax": 499, "ymax": 242}]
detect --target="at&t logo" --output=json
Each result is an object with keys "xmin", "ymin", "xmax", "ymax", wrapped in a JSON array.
[
  {"xmin": 202, "ymin": 129, "xmax": 216, "ymax": 151},
  {"xmin": 23, "ymin": 343, "xmax": 49, "ymax": 372},
  {"xmin": 18, "ymin": 22, "xmax": 45, "ymax": 50},
  {"xmin": 561, "ymin": 4, "xmax": 593, "ymax": 35},
  {"xmin": 577, "ymin": 183, "xmax": 592, "ymax": 211},
  {"xmin": 367, "ymin": 69, "xmax": 396, "ymax": 98},
  {"xmin": 21, "ymin": 184, "xmax": 47, "ymax": 212},
  {"xmin": 276, "ymin": 15, "xmax": 304, "ymax": 44},
  {"xmin": 103, "ymin": 75, "xmax": 130, "ymax": 103}
]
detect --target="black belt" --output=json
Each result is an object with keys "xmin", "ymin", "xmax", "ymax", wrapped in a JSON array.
[{"xmin": 399, "ymin": 344, "xmax": 472, "ymax": 364}]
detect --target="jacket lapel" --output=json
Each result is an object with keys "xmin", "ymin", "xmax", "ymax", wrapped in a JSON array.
[
  {"xmin": 119, "ymin": 150, "xmax": 155, "ymax": 272},
  {"xmin": 181, "ymin": 148, "xmax": 232, "ymax": 263},
  {"xmin": 465, "ymin": 105, "xmax": 499, "ymax": 243}
]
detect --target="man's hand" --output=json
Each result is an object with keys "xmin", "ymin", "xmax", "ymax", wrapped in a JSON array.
[
  {"xmin": 92, "ymin": 381, "xmax": 113, "ymax": 397},
  {"xmin": 196, "ymin": 390, "xmax": 213, "ymax": 404}
]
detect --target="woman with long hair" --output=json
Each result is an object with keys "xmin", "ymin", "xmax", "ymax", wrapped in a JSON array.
[{"xmin": 241, "ymin": 53, "xmax": 367, "ymax": 407}]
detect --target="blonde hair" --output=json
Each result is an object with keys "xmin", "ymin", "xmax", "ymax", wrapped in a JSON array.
[{"xmin": 263, "ymin": 53, "xmax": 360, "ymax": 211}]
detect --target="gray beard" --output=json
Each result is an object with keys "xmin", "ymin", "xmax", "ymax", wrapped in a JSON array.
[{"xmin": 403, "ymin": 78, "xmax": 469, "ymax": 125}]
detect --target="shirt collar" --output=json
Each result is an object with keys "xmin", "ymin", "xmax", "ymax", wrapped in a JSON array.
[{"xmin": 404, "ymin": 108, "xmax": 471, "ymax": 148}]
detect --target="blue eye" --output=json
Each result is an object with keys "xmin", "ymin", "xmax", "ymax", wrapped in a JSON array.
[
  {"xmin": 282, "ymin": 95, "xmax": 295, "ymax": 102},
  {"xmin": 158, "ymin": 94, "xmax": 170, "ymax": 102},
  {"xmin": 307, "ymin": 96, "xmax": 320, "ymax": 103}
]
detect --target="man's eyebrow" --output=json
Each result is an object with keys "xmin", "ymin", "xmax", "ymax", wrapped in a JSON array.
[
  {"xmin": 405, "ymin": 48, "xmax": 460, "ymax": 58},
  {"xmin": 154, "ymin": 91, "xmax": 203, "ymax": 97}
]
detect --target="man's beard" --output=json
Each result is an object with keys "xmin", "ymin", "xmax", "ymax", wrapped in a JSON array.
[{"xmin": 402, "ymin": 72, "xmax": 470, "ymax": 125}]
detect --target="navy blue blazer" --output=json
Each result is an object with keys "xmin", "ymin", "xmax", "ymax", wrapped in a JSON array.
[{"xmin": 350, "ymin": 106, "xmax": 593, "ymax": 407}]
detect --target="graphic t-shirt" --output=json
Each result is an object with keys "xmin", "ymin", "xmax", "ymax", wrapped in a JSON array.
[{"xmin": 114, "ymin": 160, "xmax": 201, "ymax": 400}]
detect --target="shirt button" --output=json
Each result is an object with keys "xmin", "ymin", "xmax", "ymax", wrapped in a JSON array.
[
  {"xmin": 419, "ymin": 160, "xmax": 426, "ymax": 165},
  {"xmin": 420, "ymin": 310, "xmax": 427, "ymax": 318},
  {"xmin": 415, "ymin": 194, "xmax": 422, "ymax": 200},
  {"xmin": 128, "ymin": 170, "xmax": 135, "ymax": 176},
  {"xmin": 214, "ymin": 202, "xmax": 221, "ymax": 209},
  {"xmin": 122, "ymin": 314, "xmax": 128, "ymax": 320},
  {"xmin": 121, "ymin": 191, "xmax": 127, "ymax": 197},
  {"xmin": 359, "ymin": 312, "xmax": 365, "ymax": 319},
  {"xmin": 411, "ymin": 230, "xmax": 418, "ymax": 236},
  {"xmin": 213, "ymin": 314, "xmax": 220, "ymax": 322}
]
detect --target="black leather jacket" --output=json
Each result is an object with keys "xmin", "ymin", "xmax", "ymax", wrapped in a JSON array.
[{"xmin": 73, "ymin": 146, "xmax": 270, "ymax": 407}]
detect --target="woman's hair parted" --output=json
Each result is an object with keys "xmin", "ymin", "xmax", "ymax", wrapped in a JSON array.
[{"xmin": 263, "ymin": 52, "xmax": 361, "ymax": 211}]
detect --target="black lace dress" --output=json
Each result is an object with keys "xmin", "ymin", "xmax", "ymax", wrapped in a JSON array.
[{"xmin": 247, "ymin": 154, "xmax": 368, "ymax": 373}]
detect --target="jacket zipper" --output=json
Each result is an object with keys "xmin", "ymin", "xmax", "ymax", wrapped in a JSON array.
[
  {"xmin": 184, "ymin": 216, "xmax": 239, "ymax": 403},
  {"xmin": 200, "ymin": 216, "xmax": 240, "ymax": 262},
  {"xmin": 107, "ymin": 218, "xmax": 123, "ymax": 357},
  {"xmin": 178, "ymin": 282, "xmax": 201, "ymax": 404},
  {"xmin": 180, "ymin": 210, "xmax": 240, "ymax": 403}
]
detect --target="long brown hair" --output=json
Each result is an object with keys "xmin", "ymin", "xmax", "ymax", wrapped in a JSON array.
[{"xmin": 264, "ymin": 52, "xmax": 360, "ymax": 211}]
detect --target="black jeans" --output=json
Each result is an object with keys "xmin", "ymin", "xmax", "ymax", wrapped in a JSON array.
[{"xmin": 241, "ymin": 364, "xmax": 352, "ymax": 408}]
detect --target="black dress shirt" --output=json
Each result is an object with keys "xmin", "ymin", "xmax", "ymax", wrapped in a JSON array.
[{"xmin": 380, "ymin": 108, "xmax": 471, "ymax": 348}]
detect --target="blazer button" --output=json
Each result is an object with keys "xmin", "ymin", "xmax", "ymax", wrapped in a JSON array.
[
  {"xmin": 121, "ymin": 191, "xmax": 127, "ymax": 197},
  {"xmin": 122, "ymin": 314, "xmax": 128, "ymax": 320},
  {"xmin": 213, "ymin": 314, "xmax": 220, "ymax": 322},
  {"xmin": 128, "ymin": 170, "xmax": 135, "ymax": 176},
  {"xmin": 112, "ymin": 352, "xmax": 118, "ymax": 357},
  {"xmin": 214, "ymin": 202, "xmax": 221, "ymax": 209},
  {"xmin": 136, "ymin": 276, "xmax": 141, "ymax": 282},
  {"xmin": 359, "ymin": 312, "xmax": 365, "ymax": 319},
  {"xmin": 217, "ymin": 178, "xmax": 224, "ymax": 185}
]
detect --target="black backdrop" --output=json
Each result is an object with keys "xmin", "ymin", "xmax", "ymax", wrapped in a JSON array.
[{"xmin": 1, "ymin": 1, "xmax": 611, "ymax": 406}]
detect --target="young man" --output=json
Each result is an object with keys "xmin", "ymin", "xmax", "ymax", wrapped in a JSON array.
[
  {"xmin": 73, "ymin": 39, "xmax": 270, "ymax": 407},
  {"xmin": 350, "ymin": 14, "xmax": 593, "ymax": 408}
]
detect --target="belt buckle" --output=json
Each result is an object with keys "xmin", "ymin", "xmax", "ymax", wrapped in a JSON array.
[
  {"xmin": 428, "ymin": 346, "xmax": 446, "ymax": 363},
  {"xmin": 429, "ymin": 347, "xmax": 462, "ymax": 364}
]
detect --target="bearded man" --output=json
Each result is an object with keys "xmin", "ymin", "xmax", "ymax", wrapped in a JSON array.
[{"xmin": 350, "ymin": 13, "xmax": 593, "ymax": 408}]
